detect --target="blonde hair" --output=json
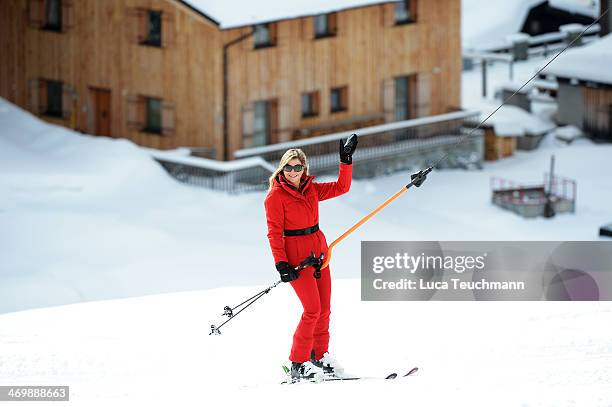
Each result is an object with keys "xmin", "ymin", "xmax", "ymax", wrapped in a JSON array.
[{"xmin": 268, "ymin": 148, "xmax": 309, "ymax": 191}]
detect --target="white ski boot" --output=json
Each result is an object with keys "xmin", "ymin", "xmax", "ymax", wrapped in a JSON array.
[
  {"xmin": 291, "ymin": 361, "xmax": 325, "ymax": 382},
  {"xmin": 313, "ymin": 352, "xmax": 344, "ymax": 376}
]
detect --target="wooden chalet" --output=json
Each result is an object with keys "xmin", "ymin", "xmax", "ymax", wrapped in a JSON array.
[
  {"xmin": 0, "ymin": 0, "xmax": 461, "ymax": 160},
  {"xmin": 543, "ymin": 34, "xmax": 612, "ymax": 142}
]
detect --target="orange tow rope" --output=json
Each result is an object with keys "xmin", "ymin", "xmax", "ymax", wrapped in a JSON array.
[{"xmin": 321, "ymin": 166, "xmax": 432, "ymax": 270}]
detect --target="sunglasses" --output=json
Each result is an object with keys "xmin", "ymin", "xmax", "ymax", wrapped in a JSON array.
[{"xmin": 283, "ymin": 164, "xmax": 304, "ymax": 172}]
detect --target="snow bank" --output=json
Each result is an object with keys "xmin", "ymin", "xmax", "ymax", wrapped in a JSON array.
[
  {"xmin": 542, "ymin": 33, "xmax": 612, "ymax": 84},
  {"xmin": 555, "ymin": 125, "xmax": 584, "ymax": 142},
  {"xmin": 0, "ymin": 99, "xmax": 178, "ymax": 193}
]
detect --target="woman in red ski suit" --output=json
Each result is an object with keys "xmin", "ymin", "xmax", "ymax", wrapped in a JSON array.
[{"xmin": 264, "ymin": 136, "xmax": 357, "ymax": 379}]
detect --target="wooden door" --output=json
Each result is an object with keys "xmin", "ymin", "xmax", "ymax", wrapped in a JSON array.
[{"xmin": 92, "ymin": 89, "xmax": 111, "ymax": 136}]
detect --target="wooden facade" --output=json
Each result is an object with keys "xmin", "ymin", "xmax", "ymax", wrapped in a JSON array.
[
  {"xmin": 1, "ymin": 0, "xmax": 461, "ymax": 160},
  {"xmin": 224, "ymin": 1, "xmax": 461, "ymax": 159},
  {"xmin": 583, "ymin": 85, "xmax": 612, "ymax": 141},
  {"xmin": 1, "ymin": 0, "xmax": 222, "ymax": 156},
  {"xmin": 483, "ymin": 127, "xmax": 516, "ymax": 161}
]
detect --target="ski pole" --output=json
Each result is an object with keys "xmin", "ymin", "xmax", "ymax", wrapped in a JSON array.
[
  {"xmin": 209, "ymin": 253, "xmax": 323, "ymax": 335},
  {"xmin": 210, "ymin": 280, "xmax": 281, "ymax": 335}
]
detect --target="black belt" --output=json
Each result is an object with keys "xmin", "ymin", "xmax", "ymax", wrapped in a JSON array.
[{"xmin": 284, "ymin": 224, "xmax": 319, "ymax": 237}]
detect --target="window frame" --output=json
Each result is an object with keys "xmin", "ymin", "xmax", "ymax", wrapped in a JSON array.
[
  {"xmin": 394, "ymin": 0, "xmax": 416, "ymax": 26},
  {"xmin": 301, "ymin": 91, "xmax": 320, "ymax": 118},
  {"xmin": 253, "ymin": 23, "xmax": 276, "ymax": 49},
  {"xmin": 141, "ymin": 10, "xmax": 163, "ymax": 47},
  {"xmin": 44, "ymin": 80, "xmax": 63, "ymax": 118},
  {"xmin": 330, "ymin": 86, "xmax": 348, "ymax": 113},
  {"xmin": 313, "ymin": 13, "xmax": 337, "ymax": 39},
  {"xmin": 394, "ymin": 76, "xmax": 410, "ymax": 121},
  {"xmin": 252, "ymin": 100, "xmax": 271, "ymax": 147},
  {"xmin": 43, "ymin": 0, "xmax": 62, "ymax": 32},
  {"xmin": 143, "ymin": 96, "xmax": 163, "ymax": 134}
]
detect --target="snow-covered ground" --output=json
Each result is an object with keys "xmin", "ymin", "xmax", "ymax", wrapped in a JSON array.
[
  {"xmin": 2, "ymin": 92, "xmax": 611, "ymax": 314},
  {"xmin": 2, "ymin": 281, "xmax": 612, "ymax": 406},
  {"xmin": 2, "ymin": 30, "xmax": 612, "ymax": 407}
]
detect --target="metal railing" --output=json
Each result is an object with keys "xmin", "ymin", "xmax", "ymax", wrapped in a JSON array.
[
  {"xmin": 148, "ymin": 150, "xmax": 275, "ymax": 193},
  {"xmin": 466, "ymin": 24, "xmax": 600, "ymax": 54},
  {"xmin": 491, "ymin": 174, "xmax": 576, "ymax": 217},
  {"xmin": 148, "ymin": 110, "xmax": 483, "ymax": 193},
  {"xmin": 236, "ymin": 110, "xmax": 483, "ymax": 178}
]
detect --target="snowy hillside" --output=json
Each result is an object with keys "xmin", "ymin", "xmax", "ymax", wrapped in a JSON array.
[
  {"xmin": 2, "ymin": 92, "xmax": 612, "ymax": 405},
  {"xmin": 1, "ymin": 92, "xmax": 612, "ymax": 315},
  {"xmin": 1, "ymin": 279, "xmax": 612, "ymax": 406}
]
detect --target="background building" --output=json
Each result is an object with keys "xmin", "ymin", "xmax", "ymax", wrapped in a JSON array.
[{"xmin": 0, "ymin": 0, "xmax": 461, "ymax": 160}]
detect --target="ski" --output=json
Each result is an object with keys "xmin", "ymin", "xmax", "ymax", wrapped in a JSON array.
[
  {"xmin": 281, "ymin": 366, "xmax": 418, "ymax": 384},
  {"xmin": 324, "ymin": 367, "xmax": 418, "ymax": 382}
]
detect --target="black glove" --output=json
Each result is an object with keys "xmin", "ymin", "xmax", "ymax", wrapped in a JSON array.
[
  {"xmin": 276, "ymin": 261, "xmax": 299, "ymax": 283},
  {"xmin": 339, "ymin": 133, "xmax": 358, "ymax": 165}
]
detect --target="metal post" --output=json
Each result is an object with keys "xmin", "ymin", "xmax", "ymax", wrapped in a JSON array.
[
  {"xmin": 509, "ymin": 60, "xmax": 514, "ymax": 81},
  {"xmin": 548, "ymin": 154, "xmax": 555, "ymax": 195},
  {"xmin": 482, "ymin": 60, "xmax": 487, "ymax": 98}
]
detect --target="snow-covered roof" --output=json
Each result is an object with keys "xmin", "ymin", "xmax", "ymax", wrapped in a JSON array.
[
  {"xmin": 549, "ymin": 0, "xmax": 600, "ymax": 18},
  {"xmin": 144, "ymin": 147, "xmax": 276, "ymax": 172},
  {"xmin": 500, "ymin": 81, "xmax": 536, "ymax": 93},
  {"xmin": 180, "ymin": 0, "xmax": 391, "ymax": 29},
  {"xmin": 479, "ymin": 104, "xmax": 556, "ymax": 136},
  {"xmin": 462, "ymin": 0, "xmax": 546, "ymax": 51},
  {"xmin": 542, "ymin": 34, "xmax": 612, "ymax": 85}
]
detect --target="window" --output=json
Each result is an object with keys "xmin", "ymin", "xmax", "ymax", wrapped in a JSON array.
[
  {"xmin": 45, "ymin": 0, "xmax": 62, "ymax": 31},
  {"xmin": 330, "ymin": 86, "xmax": 348, "ymax": 113},
  {"xmin": 127, "ymin": 95, "xmax": 175, "ymax": 135},
  {"xmin": 394, "ymin": 76, "xmax": 411, "ymax": 121},
  {"xmin": 242, "ymin": 100, "xmax": 277, "ymax": 147},
  {"xmin": 28, "ymin": 0, "xmax": 74, "ymax": 32},
  {"xmin": 142, "ymin": 10, "xmax": 162, "ymax": 47},
  {"xmin": 45, "ymin": 80, "xmax": 63, "ymax": 117},
  {"xmin": 301, "ymin": 91, "xmax": 319, "ymax": 118},
  {"xmin": 253, "ymin": 23, "xmax": 276, "ymax": 48},
  {"xmin": 144, "ymin": 97, "xmax": 162, "ymax": 134},
  {"xmin": 28, "ymin": 78, "xmax": 73, "ymax": 118},
  {"xmin": 314, "ymin": 13, "xmax": 337, "ymax": 38},
  {"xmin": 394, "ymin": 0, "xmax": 416, "ymax": 25},
  {"xmin": 253, "ymin": 101, "xmax": 270, "ymax": 146}
]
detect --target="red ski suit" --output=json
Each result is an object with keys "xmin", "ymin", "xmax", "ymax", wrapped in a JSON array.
[{"xmin": 264, "ymin": 163, "xmax": 352, "ymax": 363}]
